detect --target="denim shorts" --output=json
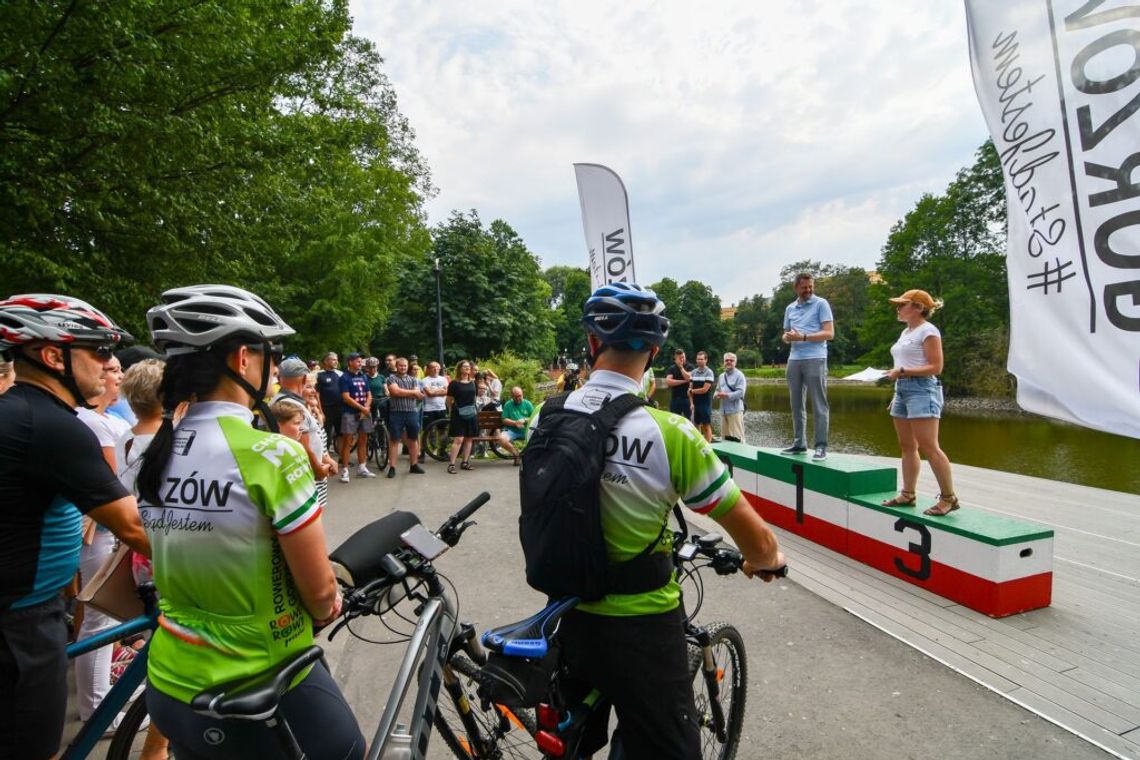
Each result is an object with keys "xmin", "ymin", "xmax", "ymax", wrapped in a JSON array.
[
  {"xmin": 890, "ymin": 376, "xmax": 943, "ymax": 419},
  {"xmin": 387, "ymin": 409, "xmax": 420, "ymax": 440}
]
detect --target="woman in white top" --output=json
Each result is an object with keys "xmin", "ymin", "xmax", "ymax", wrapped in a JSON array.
[
  {"xmin": 880, "ymin": 289, "xmax": 959, "ymax": 517},
  {"xmin": 74, "ymin": 355, "xmax": 131, "ymax": 723}
]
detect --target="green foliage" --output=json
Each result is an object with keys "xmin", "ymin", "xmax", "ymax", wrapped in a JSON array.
[
  {"xmin": 378, "ymin": 212, "xmax": 556, "ymax": 364},
  {"xmin": 0, "ymin": 0, "xmax": 430, "ymax": 354},
  {"xmin": 731, "ymin": 295, "xmax": 767, "ymax": 357},
  {"xmin": 734, "ymin": 348, "xmax": 762, "ymax": 368},
  {"xmin": 542, "ymin": 265, "xmax": 592, "ymax": 359},
  {"xmin": 646, "ymin": 277, "xmax": 728, "ymax": 368},
  {"xmin": 481, "ymin": 350, "xmax": 547, "ymax": 402}
]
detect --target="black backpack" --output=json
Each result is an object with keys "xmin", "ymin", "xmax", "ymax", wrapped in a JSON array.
[{"xmin": 519, "ymin": 392, "xmax": 672, "ymax": 601}]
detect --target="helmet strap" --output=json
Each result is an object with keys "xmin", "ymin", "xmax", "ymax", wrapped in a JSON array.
[
  {"xmin": 220, "ymin": 343, "xmax": 278, "ymax": 433},
  {"xmin": 17, "ymin": 345, "xmax": 93, "ymax": 408}
]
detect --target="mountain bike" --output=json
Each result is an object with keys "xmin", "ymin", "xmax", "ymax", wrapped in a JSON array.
[
  {"xmin": 479, "ymin": 510, "xmax": 787, "ymax": 760},
  {"xmin": 189, "ymin": 492, "xmax": 540, "ymax": 759}
]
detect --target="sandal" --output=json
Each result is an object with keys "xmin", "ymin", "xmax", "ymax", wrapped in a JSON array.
[
  {"xmin": 923, "ymin": 493, "xmax": 960, "ymax": 516},
  {"xmin": 881, "ymin": 490, "xmax": 916, "ymax": 507},
  {"xmin": 461, "ymin": 460, "xmax": 475, "ymax": 471},
  {"xmin": 447, "ymin": 463, "xmax": 457, "ymax": 474},
  {"xmin": 513, "ymin": 456, "xmax": 521, "ymax": 467}
]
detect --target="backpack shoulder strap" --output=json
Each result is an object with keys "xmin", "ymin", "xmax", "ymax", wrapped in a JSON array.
[
  {"xmin": 589, "ymin": 392, "xmax": 646, "ymax": 432},
  {"xmin": 541, "ymin": 393, "xmax": 569, "ymax": 412}
]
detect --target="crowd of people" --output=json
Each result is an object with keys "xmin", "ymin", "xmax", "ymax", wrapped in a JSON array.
[{"xmin": 0, "ymin": 274, "xmax": 957, "ymax": 759}]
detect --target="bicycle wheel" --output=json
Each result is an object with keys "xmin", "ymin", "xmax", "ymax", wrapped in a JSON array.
[
  {"xmin": 369, "ymin": 426, "xmax": 389, "ymax": 468},
  {"xmin": 488, "ymin": 436, "xmax": 513, "ymax": 460},
  {"xmin": 688, "ymin": 621, "xmax": 746, "ymax": 760},
  {"xmin": 434, "ymin": 655, "xmax": 540, "ymax": 759},
  {"xmin": 105, "ymin": 693, "xmax": 159, "ymax": 760},
  {"xmin": 424, "ymin": 418, "xmax": 452, "ymax": 461}
]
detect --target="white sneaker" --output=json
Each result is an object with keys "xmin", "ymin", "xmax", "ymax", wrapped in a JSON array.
[
  {"xmin": 103, "ymin": 710, "xmax": 150, "ymax": 737},
  {"xmin": 340, "ymin": 469, "xmax": 350, "ymax": 483},
  {"xmin": 357, "ymin": 466, "xmax": 377, "ymax": 478}
]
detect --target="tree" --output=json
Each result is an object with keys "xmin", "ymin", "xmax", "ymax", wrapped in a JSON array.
[
  {"xmin": 542, "ymin": 265, "xmax": 592, "ymax": 362},
  {"xmin": 678, "ymin": 280, "xmax": 729, "ymax": 363},
  {"xmin": 378, "ymin": 211, "xmax": 555, "ymax": 364},
  {"xmin": 646, "ymin": 278, "xmax": 727, "ymax": 366},
  {"xmin": 731, "ymin": 294, "xmax": 768, "ymax": 358},
  {"xmin": 0, "ymin": 1, "xmax": 431, "ymax": 353}
]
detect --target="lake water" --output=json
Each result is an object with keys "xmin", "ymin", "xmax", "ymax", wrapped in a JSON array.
[{"xmin": 657, "ymin": 383, "xmax": 1140, "ymax": 495}]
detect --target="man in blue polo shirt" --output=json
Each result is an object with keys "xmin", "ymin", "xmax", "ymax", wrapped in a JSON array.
[{"xmin": 781, "ymin": 272, "xmax": 834, "ymax": 460}]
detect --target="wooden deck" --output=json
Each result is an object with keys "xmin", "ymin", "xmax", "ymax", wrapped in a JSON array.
[{"xmin": 772, "ymin": 456, "xmax": 1140, "ymax": 759}]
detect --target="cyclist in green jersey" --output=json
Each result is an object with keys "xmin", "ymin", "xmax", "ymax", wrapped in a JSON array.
[
  {"xmin": 534, "ymin": 283, "xmax": 786, "ymax": 758},
  {"xmin": 136, "ymin": 285, "xmax": 364, "ymax": 759}
]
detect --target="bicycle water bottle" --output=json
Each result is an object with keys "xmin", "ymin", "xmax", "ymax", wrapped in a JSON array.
[{"xmin": 385, "ymin": 722, "xmax": 413, "ymax": 759}]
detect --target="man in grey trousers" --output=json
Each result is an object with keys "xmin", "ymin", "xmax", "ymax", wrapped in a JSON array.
[{"xmin": 781, "ymin": 273, "xmax": 834, "ymax": 460}]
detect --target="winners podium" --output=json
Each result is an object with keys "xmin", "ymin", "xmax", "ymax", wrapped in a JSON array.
[{"xmin": 713, "ymin": 442, "xmax": 1053, "ymax": 617}]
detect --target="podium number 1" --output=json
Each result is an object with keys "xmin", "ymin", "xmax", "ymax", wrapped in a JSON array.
[{"xmin": 792, "ymin": 463, "xmax": 804, "ymax": 525}]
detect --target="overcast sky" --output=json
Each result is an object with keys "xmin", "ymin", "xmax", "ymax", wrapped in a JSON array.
[{"xmin": 349, "ymin": 2, "xmax": 991, "ymax": 305}]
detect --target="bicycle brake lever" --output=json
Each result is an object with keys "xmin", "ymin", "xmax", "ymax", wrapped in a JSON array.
[{"xmin": 326, "ymin": 617, "xmax": 350, "ymax": 641}]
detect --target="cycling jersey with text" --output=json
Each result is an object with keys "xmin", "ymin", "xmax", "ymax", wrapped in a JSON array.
[
  {"xmin": 138, "ymin": 401, "xmax": 320, "ymax": 703},
  {"xmin": 530, "ymin": 370, "xmax": 741, "ymax": 616}
]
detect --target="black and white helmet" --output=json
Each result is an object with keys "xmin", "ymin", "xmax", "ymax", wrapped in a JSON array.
[
  {"xmin": 146, "ymin": 285, "xmax": 294, "ymax": 354},
  {"xmin": 0, "ymin": 294, "xmax": 132, "ymax": 353}
]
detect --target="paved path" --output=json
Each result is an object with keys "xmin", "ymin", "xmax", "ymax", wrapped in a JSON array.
[
  {"xmin": 320, "ymin": 456, "xmax": 1111, "ymax": 759},
  {"xmin": 70, "ymin": 452, "xmax": 1126, "ymax": 758}
]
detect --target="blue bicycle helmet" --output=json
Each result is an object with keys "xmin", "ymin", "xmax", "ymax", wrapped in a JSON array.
[{"xmin": 582, "ymin": 282, "xmax": 669, "ymax": 351}]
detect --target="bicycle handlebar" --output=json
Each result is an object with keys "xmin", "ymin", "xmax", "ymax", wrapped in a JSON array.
[{"xmin": 678, "ymin": 535, "xmax": 789, "ymax": 579}]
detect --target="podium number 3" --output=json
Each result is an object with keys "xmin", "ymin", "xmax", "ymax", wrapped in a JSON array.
[{"xmin": 893, "ymin": 519, "xmax": 931, "ymax": 580}]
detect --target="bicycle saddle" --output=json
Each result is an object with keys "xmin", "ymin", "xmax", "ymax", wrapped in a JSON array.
[
  {"xmin": 329, "ymin": 510, "xmax": 421, "ymax": 586},
  {"xmin": 190, "ymin": 645, "xmax": 324, "ymax": 721},
  {"xmin": 481, "ymin": 597, "xmax": 579, "ymax": 659}
]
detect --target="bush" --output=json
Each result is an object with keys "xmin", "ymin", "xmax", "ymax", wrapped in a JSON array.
[
  {"xmin": 734, "ymin": 348, "xmax": 762, "ymax": 368},
  {"xmin": 480, "ymin": 350, "xmax": 548, "ymax": 402}
]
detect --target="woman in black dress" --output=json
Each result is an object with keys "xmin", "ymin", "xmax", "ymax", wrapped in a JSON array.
[{"xmin": 447, "ymin": 359, "xmax": 478, "ymax": 473}]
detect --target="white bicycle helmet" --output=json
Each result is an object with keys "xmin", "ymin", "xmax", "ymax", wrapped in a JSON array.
[{"xmin": 146, "ymin": 284, "xmax": 294, "ymax": 354}]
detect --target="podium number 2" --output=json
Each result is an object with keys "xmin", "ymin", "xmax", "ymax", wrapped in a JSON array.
[{"xmin": 893, "ymin": 519, "xmax": 931, "ymax": 580}]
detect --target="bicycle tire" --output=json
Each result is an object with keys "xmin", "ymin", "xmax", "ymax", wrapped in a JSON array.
[
  {"xmin": 488, "ymin": 438, "xmax": 513, "ymax": 460},
  {"xmin": 104, "ymin": 693, "xmax": 153, "ymax": 760},
  {"xmin": 434, "ymin": 654, "xmax": 540, "ymax": 759},
  {"xmin": 424, "ymin": 418, "xmax": 452, "ymax": 462},
  {"xmin": 369, "ymin": 426, "xmax": 389, "ymax": 468},
  {"xmin": 687, "ymin": 621, "xmax": 747, "ymax": 760}
]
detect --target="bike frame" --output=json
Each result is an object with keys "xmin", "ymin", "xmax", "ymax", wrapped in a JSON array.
[
  {"xmin": 62, "ymin": 602, "xmax": 158, "ymax": 759},
  {"xmin": 367, "ymin": 594, "xmax": 460, "ymax": 760}
]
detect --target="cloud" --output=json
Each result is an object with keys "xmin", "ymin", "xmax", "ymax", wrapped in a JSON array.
[{"xmin": 350, "ymin": 0, "xmax": 991, "ymax": 304}]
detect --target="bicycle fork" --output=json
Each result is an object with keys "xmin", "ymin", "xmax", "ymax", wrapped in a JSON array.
[{"xmin": 692, "ymin": 628, "xmax": 728, "ymax": 743}]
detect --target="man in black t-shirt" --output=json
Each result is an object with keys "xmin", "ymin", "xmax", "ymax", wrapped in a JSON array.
[
  {"xmin": 664, "ymin": 348, "xmax": 693, "ymax": 419},
  {"xmin": 0, "ymin": 294, "xmax": 150, "ymax": 759}
]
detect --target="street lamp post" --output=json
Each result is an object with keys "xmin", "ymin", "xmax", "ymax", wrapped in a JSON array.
[{"xmin": 433, "ymin": 258, "xmax": 445, "ymax": 368}]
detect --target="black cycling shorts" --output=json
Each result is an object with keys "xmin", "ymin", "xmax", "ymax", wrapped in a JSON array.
[
  {"xmin": 146, "ymin": 658, "xmax": 365, "ymax": 760},
  {"xmin": 559, "ymin": 606, "xmax": 700, "ymax": 759},
  {"xmin": 0, "ymin": 595, "xmax": 70, "ymax": 760}
]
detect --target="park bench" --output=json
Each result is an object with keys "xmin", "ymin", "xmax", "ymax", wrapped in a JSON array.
[{"xmin": 712, "ymin": 441, "xmax": 1054, "ymax": 617}]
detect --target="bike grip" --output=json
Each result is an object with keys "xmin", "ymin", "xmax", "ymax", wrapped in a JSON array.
[{"xmin": 454, "ymin": 491, "xmax": 491, "ymax": 522}]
